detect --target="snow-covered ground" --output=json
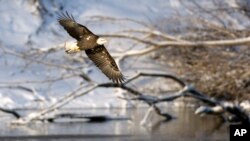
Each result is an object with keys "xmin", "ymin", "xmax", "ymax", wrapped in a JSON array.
[
  {"xmin": 0, "ymin": 0, "xmax": 177, "ymax": 109},
  {"xmin": 0, "ymin": 0, "xmax": 249, "ymax": 109}
]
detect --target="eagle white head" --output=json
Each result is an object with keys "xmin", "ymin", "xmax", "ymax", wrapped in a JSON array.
[{"xmin": 97, "ymin": 37, "xmax": 107, "ymax": 45}]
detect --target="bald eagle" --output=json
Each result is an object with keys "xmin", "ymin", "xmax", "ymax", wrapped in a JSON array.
[{"xmin": 58, "ymin": 12, "xmax": 124, "ymax": 83}]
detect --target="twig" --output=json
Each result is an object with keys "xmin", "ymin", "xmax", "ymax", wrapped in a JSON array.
[{"xmin": 0, "ymin": 107, "xmax": 21, "ymax": 119}]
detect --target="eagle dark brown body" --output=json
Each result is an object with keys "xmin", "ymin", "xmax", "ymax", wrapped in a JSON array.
[{"xmin": 58, "ymin": 12, "xmax": 124, "ymax": 83}]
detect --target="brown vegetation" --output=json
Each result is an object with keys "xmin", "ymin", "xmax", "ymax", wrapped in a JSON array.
[{"xmin": 157, "ymin": 46, "xmax": 250, "ymax": 101}]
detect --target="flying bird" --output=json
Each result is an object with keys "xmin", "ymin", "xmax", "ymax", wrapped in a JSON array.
[{"xmin": 57, "ymin": 12, "xmax": 124, "ymax": 83}]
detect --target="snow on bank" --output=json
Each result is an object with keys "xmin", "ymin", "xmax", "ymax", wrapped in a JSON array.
[{"xmin": 0, "ymin": 0, "xmax": 175, "ymax": 109}]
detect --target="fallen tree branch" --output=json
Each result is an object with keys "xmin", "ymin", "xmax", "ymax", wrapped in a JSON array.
[
  {"xmin": 11, "ymin": 72, "xmax": 249, "ymax": 125},
  {"xmin": 12, "ymin": 72, "xmax": 185, "ymax": 124}
]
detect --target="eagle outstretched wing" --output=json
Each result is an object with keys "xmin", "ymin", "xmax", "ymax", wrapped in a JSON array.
[
  {"xmin": 86, "ymin": 45, "xmax": 125, "ymax": 83},
  {"xmin": 57, "ymin": 12, "xmax": 93, "ymax": 40}
]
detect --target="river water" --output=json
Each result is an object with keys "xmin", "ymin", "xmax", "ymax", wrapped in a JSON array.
[{"xmin": 0, "ymin": 107, "xmax": 228, "ymax": 141}]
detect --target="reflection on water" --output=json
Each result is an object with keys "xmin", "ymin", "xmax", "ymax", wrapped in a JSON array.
[{"xmin": 0, "ymin": 107, "xmax": 228, "ymax": 141}]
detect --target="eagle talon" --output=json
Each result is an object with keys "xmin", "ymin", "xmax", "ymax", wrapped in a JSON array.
[
  {"xmin": 65, "ymin": 49, "xmax": 72, "ymax": 54},
  {"xmin": 65, "ymin": 49, "xmax": 74, "ymax": 54},
  {"xmin": 65, "ymin": 49, "xmax": 71, "ymax": 54}
]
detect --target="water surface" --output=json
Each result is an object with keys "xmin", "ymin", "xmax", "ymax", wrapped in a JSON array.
[{"xmin": 0, "ymin": 107, "xmax": 228, "ymax": 141}]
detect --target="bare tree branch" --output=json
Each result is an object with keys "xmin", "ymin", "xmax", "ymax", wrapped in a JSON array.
[
  {"xmin": 0, "ymin": 107, "xmax": 21, "ymax": 119},
  {"xmin": 102, "ymin": 33, "xmax": 250, "ymax": 47}
]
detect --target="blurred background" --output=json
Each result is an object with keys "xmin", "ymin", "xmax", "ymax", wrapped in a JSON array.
[
  {"xmin": 0, "ymin": 0, "xmax": 249, "ymax": 140},
  {"xmin": 0, "ymin": 0, "xmax": 249, "ymax": 109}
]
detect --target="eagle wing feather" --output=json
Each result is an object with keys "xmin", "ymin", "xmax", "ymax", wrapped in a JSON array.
[
  {"xmin": 57, "ymin": 12, "xmax": 92, "ymax": 40},
  {"xmin": 85, "ymin": 45, "xmax": 125, "ymax": 83}
]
